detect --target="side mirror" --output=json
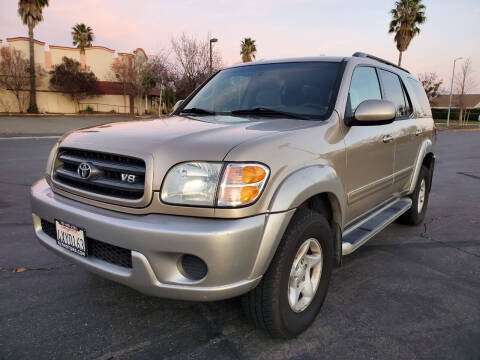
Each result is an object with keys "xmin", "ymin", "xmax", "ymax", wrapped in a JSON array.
[
  {"xmin": 352, "ymin": 100, "xmax": 395, "ymax": 125},
  {"xmin": 172, "ymin": 100, "xmax": 184, "ymax": 113}
]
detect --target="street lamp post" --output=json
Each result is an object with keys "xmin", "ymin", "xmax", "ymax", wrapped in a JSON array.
[
  {"xmin": 209, "ymin": 38, "xmax": 218, "ymax": 74},
  {"xmin": 158, "ymin": 81, "xmax": 163, "ymax": 117},
  {"xmin": 447, "ymin": 57, "xmax": 462, "ymax": 127}
]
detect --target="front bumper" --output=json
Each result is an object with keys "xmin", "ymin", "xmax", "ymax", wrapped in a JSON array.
[{"xmin": 31, "ymin": 179, "xmax": 293, "ymax": 301}]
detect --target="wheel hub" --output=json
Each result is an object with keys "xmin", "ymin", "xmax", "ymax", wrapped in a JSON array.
[
  {"xmin": 288, "ymin": 238, "xmax": 323, "ymax": 313},
  {"xmin": 418, "ymin": 178, "xmax": 426, "ymax": 213}
]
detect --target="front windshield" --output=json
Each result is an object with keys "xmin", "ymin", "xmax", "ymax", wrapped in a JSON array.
[{"xmin": 181, "ymin": 62, "xmax": 341, "ymax": 120}]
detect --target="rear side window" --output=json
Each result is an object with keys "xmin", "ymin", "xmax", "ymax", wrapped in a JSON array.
[
  {"xmin": 377, "ymin": 69, "xmax": 410, "ymax": 117},
  {"xmin": 407, "ymin": 78, "xmax": 432, "ymax": 117},
  {"xmin": 348, "ymin": 66, "xmax": 382, "ymax": 113}
]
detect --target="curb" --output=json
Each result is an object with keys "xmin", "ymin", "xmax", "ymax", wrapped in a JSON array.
[{"xmin": 0, "ymin": 113, "xmax": 135, "ymax": 118}]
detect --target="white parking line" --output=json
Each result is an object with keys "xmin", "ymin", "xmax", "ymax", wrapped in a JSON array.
[{"xmin": 0, "ymin": 135, "xmax": 60, "ymax": 140}]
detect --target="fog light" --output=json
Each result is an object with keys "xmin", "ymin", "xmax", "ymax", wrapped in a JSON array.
[{"xmin": 180, "ymin": 255, "xmax": 207, "ymax": 280}]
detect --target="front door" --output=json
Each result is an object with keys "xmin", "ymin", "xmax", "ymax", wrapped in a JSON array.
[{"xmin": 343, "ymin": 66, "xmax": 395, "ymax": 224}]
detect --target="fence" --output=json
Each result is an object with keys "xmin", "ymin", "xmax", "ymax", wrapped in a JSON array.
[{"xmin": 78, "ymin": 102, "xmax": 138, "ymax": 115}]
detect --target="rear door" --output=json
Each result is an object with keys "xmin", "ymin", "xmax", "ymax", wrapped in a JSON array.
[
  {"xmin": 376, "ymin": 69, "xmax": 417, "ymax": 194},
  {"xmin": 344, "ymin": 66, "xmax": 396, "ymax": 223}
]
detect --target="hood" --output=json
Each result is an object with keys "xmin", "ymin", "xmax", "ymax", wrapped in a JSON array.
[
  {"xmin": 60, "ymin": 115, "xmax": 315, "ymax": 160},
  {"xmin": 59, "ymin": 115, "xmax": 317, "ymax": 189}
]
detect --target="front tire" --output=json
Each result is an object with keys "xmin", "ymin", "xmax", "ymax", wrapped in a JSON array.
[
  {"xmin": 242, "ymin": 208, "xmax": 334, "ymax": 338},
  {"xmin": 397, "ymin": 165, "xmax": 431, "ymax": 225}
]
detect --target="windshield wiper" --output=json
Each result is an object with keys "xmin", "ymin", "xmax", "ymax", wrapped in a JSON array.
[
  {"xmin": 230, "ymin": 107, "xmax": 310, "ymax": 120},
  {"xmin": 180, "ymin": 107, "xmax": 216, "ymax": 115}
]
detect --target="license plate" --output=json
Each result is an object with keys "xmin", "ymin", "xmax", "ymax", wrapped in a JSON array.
[{"xmin": 55, "ymin": 220, "xmax": 87, "ymax": 257}]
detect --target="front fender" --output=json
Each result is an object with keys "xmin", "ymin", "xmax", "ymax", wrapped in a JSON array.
[
  {"xmin": 268, "ymin": 165, "xmax": 346, "ymax": 227},
  {"xmin": 248, "ymin": 165, "xmax": 346, "ymax": 279}
]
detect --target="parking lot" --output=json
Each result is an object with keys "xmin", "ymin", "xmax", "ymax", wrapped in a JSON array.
[{"xmin": 0, "ymin": 130, "xmax": 479, "ymax": 359}]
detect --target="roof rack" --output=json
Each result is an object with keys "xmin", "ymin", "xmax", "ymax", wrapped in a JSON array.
[{"xmin": 352, "ymin": 52, "xmax": 410, "ymax": 74}]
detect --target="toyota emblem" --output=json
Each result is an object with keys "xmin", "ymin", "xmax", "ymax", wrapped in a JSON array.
[{"xmin": 77, "ymin": 162, "xmax": 92, "ymax": 179}]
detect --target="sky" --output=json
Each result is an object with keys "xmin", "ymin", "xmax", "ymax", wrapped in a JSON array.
[{"xmin": 1, "ymin": 0, "xmax": 479, "ymax": 92}]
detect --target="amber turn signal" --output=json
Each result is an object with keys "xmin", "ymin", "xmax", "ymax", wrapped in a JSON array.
[
  {"xmin": 242, "ymin": 166, "xmax": 267, "ymax": 184},
  {"xmin": 217, "ymin": 163, "xmax": 270, "ymax": 207}
]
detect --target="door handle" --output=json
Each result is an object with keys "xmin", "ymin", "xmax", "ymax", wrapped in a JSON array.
[
  {"xmin": 382, "ymin": 135, "xmax": 393, "ymax": 143},
  {"xmin": 415, "ymin": 129, "xmax": 422, "ymax": 136}
]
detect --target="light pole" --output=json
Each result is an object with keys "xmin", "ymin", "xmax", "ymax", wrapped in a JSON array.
[
  {"xmin": 447, "ymin": 57, "xmax": 462, "ymax": 127},
  {"xmin": 158, "ymin": 81, "xmax": 163, "ymax": 117},
  {"xmin": 209, "ymin": 38, "xmax": 218, "ymax": 74}
]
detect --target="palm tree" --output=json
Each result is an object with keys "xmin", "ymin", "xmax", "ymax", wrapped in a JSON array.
[
  {"xmin": 389, "ymin": 0, "xmax": 426, "ymax": 66},
  {"xmin": 72, "ymin": 23, "xmax": 94, "ymax": 54},
  {"xmin": 240, "ymin": 38, "xmax": 257, "ymax": 63},
  {"xmin": 18, "ymin": 0, "xmax": 49, "ymax": 113}
]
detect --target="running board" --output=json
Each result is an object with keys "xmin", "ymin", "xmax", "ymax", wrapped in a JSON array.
[{"xmin": 342, "ymin": 198, "xmax": 412, "ymax": 255}]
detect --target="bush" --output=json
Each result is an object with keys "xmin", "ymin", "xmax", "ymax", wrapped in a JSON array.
[{"xmin": 79, "ymin": 105, "xmax": 95, "ymax": 113}]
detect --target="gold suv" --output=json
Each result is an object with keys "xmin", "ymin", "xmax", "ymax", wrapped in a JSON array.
[{"xmin": 31, "ymin": 52, "xmax": 435, "ymax": 338}]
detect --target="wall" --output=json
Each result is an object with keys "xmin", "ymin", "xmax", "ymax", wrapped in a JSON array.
[
  {"xmin": 85, "ymin": 46, "xmax": 115, "ymax": 81},
  {"xmin": 49, "ymin": 45, "xmax": 81, "ymax": 68}
]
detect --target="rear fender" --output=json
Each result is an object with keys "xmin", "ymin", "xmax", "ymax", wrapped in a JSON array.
[{"xmin": 409, "ymin": 139, "xmax": 433, "ymax": 194}]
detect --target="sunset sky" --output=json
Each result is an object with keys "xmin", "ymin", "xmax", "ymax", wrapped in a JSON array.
[{"xmin": 1, "ymin": 0, "xmax": 479, "ymax": 92}]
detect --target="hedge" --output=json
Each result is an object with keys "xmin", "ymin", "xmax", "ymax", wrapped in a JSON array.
[{"xmin": 431, "ymin": 108, "xmax": 480, "ymax": 121}]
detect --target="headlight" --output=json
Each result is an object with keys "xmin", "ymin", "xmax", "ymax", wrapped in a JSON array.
[
  {"xmin": 161, "ymin": 162, "xmax": 269, "ymax": 207},
  {"xmin": 45, "ymin": 142, "xmax": 59, "ymax": 177},
  {"xmin": 161, "ymin": 162, "xmax": 223, "ymax": 206}
]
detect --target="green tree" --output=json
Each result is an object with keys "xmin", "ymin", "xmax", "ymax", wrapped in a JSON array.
[
  {"xmin": 72, "ymin": 23, "xmax": 94, "ymax": 54},
  {"xmin": 18, "ymin": 0, "xmax": 49, "ymax": 113},
  {"xmin": 388, "ymin": 0, "xmax": 426, "ymax": 66},
  {"xmin": 240, "ymin": 38, "xmax": 257, "ymax": 63}
]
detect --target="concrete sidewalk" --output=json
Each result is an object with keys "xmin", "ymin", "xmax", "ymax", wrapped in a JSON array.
[{"xmin": 0, "ymin": 115, "xmax": 148, "ymax": 137}]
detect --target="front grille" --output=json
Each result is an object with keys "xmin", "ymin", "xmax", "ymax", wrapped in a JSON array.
[
  {"xmin": 41, "ymin": 219, "xmax": 132, "ymax": 268},
  {"xmin": 53, "ymin": 148, "xmax": 146, "ymax": 200}
]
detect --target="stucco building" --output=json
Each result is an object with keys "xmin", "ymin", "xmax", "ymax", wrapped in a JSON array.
[{"xmin": 0, "ymin": 37, "xmax": 157, "ymax": 114}]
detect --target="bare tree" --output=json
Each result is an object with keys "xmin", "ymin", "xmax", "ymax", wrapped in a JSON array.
[
  {"xmin": 111, "ymin": 56, "xmax": 133, "ymax": 109},
  {"xmin": 418, "ymin": 72, "xmax": 443, "ymax": 102},
  {"xmin": 0, "ymin": 47, "xmax": 44, "ymax": 112},
  {"xmin": 148, "ymin": 50, "xmax": 174, "ymax": 113},
  {"xmin": 170, "ymin": 33, "xmax": 222, "ymax": 99},
  {"xmin": 455, "ymin": 58, "xmax": 476, "ymax": 125},
  {"xmin": 149, "ymin": 50, "xmax": 173, "ymax": 84},
  {"xmin": 112, "ymin": 53, "xmax": 154, "ymax": 114}
]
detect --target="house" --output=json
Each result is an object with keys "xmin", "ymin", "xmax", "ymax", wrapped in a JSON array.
[
  {"xmin": 430, "ymin": 94, "xmax": 480, "ymax": 110},
  {"xmin": 430, "ymin": 94, "xmax": 480, "ymax": 121}
]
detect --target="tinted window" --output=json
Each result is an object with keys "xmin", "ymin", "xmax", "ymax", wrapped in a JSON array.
[
  {"xmin": 378, "ymin": 69, "xmax": 410, "ymax": 117},
  {"xmin": 348, "ymin": 67, "xmax": 382, "ymax": 113},
  {"xmin": 183, "ymin": 62, "xmax": 341, "ymax": 119},
  {"xmin": 402, "ymin": 86, "xmax": 412, "ymax": 114},
  {"xmin": 408, "ymin": 78, "xmax": 432, "ymax": 117}
]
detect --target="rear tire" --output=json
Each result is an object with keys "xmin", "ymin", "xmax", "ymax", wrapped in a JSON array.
[
  {"xmin": 242, "ymin": 208, "xmax": 334, "ymax": 338},
  {"xmin": 397, "ymin": 165, "xmax": 430, "ymax": 225}
]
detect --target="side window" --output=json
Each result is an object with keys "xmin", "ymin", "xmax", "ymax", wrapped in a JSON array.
[
  {"xmin": 348, "ymin": 67, "xmax": 382, "ymax": 114},
  {"xmin": 377, "ymin": 69, "xmax": 410, "ymax": 117},
  {"xmin": 407, "ymin": 78, "xmax": 432, "ymax": 117}
]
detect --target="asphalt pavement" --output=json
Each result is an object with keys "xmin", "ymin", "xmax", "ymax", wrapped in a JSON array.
[{"xmin": 0, "ymin": 131, "xmax": 479, "ymax": 359}]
